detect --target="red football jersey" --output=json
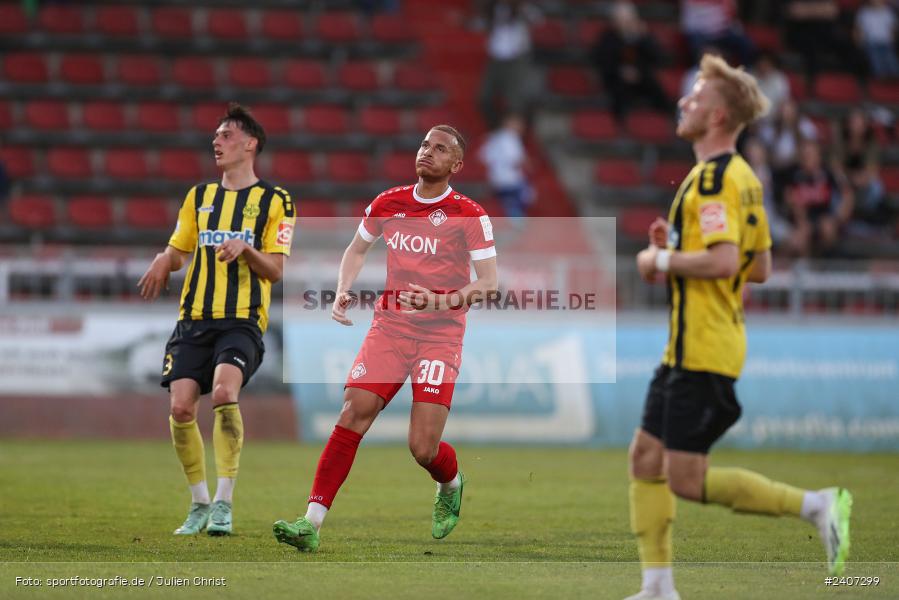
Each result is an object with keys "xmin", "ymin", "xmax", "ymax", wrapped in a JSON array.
[{"xmin": 358, "ymin": 184, "xmax": 496, "ymax": 342}]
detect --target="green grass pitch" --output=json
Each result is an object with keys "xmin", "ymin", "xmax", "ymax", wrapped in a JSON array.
[{"xmin": 1, "ymin": 440, "xmax": 897, "ymax": 598}]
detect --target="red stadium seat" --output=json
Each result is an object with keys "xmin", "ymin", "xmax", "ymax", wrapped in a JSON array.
[
  {"xmin": 619, "ymin": 206, "xmax": 663, "ymax": 240},
  {"xmin": 452, "ymin": 155, "xmax": 487, "ymax": 183},
  {"xmin": 82, "ymin": 101, "xmax": 127, "ymax": 131},
  {"xmin": 0, "ymin": 101, "xmax": 10, "ymax": 129},
  {"xmin": 172, "ymin": 57, "xmax": 217, "ymax": 89},
  {"xmin": 338, "ymin": 62, "xmax": 379, "ymax": 91},
  {"xmin": 0, "ymin": 146, "xmax": 35, "ymax": 178},
  {"xmin": 745, "ymin": 24, "xmax": 781, "ymax": 52},
  {"xmin": 316, "ymin": 12, "xmax": 361, "ymax": 43},
  {"xmin": 646, "ymin": 22, "xmax": 684, "ymax": 58},
  {"xmin": 359, "ymin": 106, "xmax": 402, "ymax": 135},
  {"xmin": 68, "ymin": 196, "xmax": 114, "ymax": 229},
  {"xmin": 571, "ymin": 110, "xmax": 618, "ymax": 141},
  {"xmin": 24, "ymin": 100, "xmax": 70, "ymax": 131},
  {"xmin": 547, "ymin": 66, "xmax": 598, "ymax": 97},
  {"xmin": 532, "ymin": 19, "xmax": 568, "ymax": 50},
  {"xmin": 304, "ymin": 105, "xmax": 349, "ymax": 135},
  {"xmin": 105, "ymin": 148, "xmax": 149, "ymax": 180},
  {"xmin": 3, "ymin": 53, "xmax": 49, "ymax": 83},
  {"xmin": 325, "ymin": 152, "xmax": 370, "ymax": 182},
  {"xmin": 382, "ymin": 151, "xmax": 412, "ymax": 181},
  {"xmin": 117, "ymin": 55, "xmax": 163, "ymax": 87},
  {"xmin": 261, "ymin": 10, "xmax": 304, "ymax": 40},
  {"xmin": 152, "ymin": 7, "xmax": 194, "ymax": 38},
  {"xmin": 228, "ymin": 58, "xmax": 271, "ymax": 88},
  {"xmin": 882, "ymin": 166, "xmax": 899, "ymax": 194},
  {"xmin": 47, "ymin": 148, "xmax": 92, "ymax": 179},
  {"xmin": 371, "ymin": 14, "xmax": 416, "ymax": 43},
  {"xmin": 414, "ymin": 106, "xmax": 455, "ymax": 132},
  {"xmin": 9, "ymin": 195, "xmax": 56, "ymax": 229},
  {"xmin": 192, "ymin": 102, "xmax": 226, "ymax": 132},
  {"xmin": 659, "ymin": 68, "xmax": 686, "ymax": 101},
  {"xmin": 159, "ymin": 149, "xmax": 203, "ymax": 181},
  {"xmin": 284, "ymin": 59, "xmax": 326, "ymax": 89},
  {"xmin": 207, "ymin": 9, "xmax": 249, "ymax": 40},
  {"xmin": 270, "ymin": 151, "xmax": 315, "ymax": 183},
  {"xmin": 814, "ymin": 73, "xmax": 861, "ymax": 103},
  {"xmin": 393, "ymin": 63, "xmax": 438, "ymax": 91},
  {"xmin": 298, "ymin": 200, "xmax": 338, "ymax": 218},
  {"xmin": 96, "ymin": 6, "xmax": 140, "ymax": 37},
  {"xmin": 785, "ymin": 72, "xmax": 807, "ymax": 102},
  {"xmin": 251, "ymin": 104, "xmax": 291, "ymax": 134},
  {"xmin": 595, "ymin": 159, "xmax": 641, "ymax": 187},
  {"xmin": 577, "ymin": 19, "xmax": 607, "ymax": 47},
  {"xmin": 652, "ymin": 160, "xmax": 693, "ymax": 189},
  {"xmin": 60, "ymin": 54, "xmax": 105, "ymax": 85},
  {"xmin": 136, "ymin": 102, "xmax": 181, "ymax": 132},
  {"xmin": 626, "ymin": 110, "xmax": 674, "ymax": 143},
  {"xmin": 0, "ymin": 4, "xmax": 28, "ymax": 34},
  {"xmin": 38, "ymin": 4, "xmax": 83, "ymax": 34},
  {"xmin": 868, "ymin": 81, "xmax": 899, "ymax": 104},
  {"xmin": 125, "ymin": 197, "xmax": 173, "ymax": 229}
]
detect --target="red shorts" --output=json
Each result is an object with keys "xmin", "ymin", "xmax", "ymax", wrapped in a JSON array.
[{"xmin": 345, "ymin": 325, "xmax": 462, "ymax": 408}]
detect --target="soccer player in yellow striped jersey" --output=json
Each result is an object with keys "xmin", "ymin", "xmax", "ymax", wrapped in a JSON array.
[
  {"xmin": 624, "ymin": 56, "xmax": 852, "ymax": 600},
  {"xmin": 138, "ymin": 103, "xmax": 295, "ymax": 537}
]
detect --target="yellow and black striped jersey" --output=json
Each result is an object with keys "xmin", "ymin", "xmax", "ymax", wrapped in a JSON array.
[
  {"xmin": 168, "ymin": 180, "xmax": 295, "ymax": 334},
  {"xmin": 662, "ymin": 152, "xmax": 771, "ymax": 379}
]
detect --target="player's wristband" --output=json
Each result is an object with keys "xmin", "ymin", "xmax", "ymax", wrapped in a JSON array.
[{"xmin": 655, "ymin": 249, "xmax": 671, "ymax": 273}]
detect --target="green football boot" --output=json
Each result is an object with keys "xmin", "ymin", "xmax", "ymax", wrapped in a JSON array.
[
  {"xmin": 206, "ymin": 500, "xmax": 233, "ymax": 536},
  {"xmin": 173, "ymin": 502, "xmax": 211, "ymax": 535},
  {"xmin": 432, "ymin": 472, "xmax": 465, "ymax": 539},
  {"xmin": 273, "ymin": 517, "xmax": 320, "ymax": 552},
  {"xmin": 816, "ymin": 487, "xmax": 853, "ymax": 576}
]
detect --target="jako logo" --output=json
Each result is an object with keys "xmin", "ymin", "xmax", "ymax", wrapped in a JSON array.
[
  {"xmin": 198, "ymin": 229, "xmax": 256, "ymax": 247},
  {"xmin": 385, "ymin": 231, "xmax": 438, "ymax": 254}
]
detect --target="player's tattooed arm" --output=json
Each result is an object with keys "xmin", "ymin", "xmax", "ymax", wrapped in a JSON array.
[
  {"xmin": 333, "ymin": 231, "xmax": 375, "ymax": 326},
  {"xmin": 137, "ymin": 246, "xmax": 190, "ymax": 300}
]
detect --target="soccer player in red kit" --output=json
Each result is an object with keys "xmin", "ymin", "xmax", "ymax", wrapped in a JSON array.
[{"xmin": 273, "ymin": 125, "xmax": 498, "ymax": 552}]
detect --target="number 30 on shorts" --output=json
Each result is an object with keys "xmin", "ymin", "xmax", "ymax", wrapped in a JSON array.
[{"xmin": 415, "ymin": 360, "xmax": 446, "ymax": 385}]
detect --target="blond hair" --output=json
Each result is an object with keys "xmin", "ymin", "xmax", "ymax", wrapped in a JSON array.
[{"xmin": 699, "ymin": 54, "xmax": 770, "ymax": 132}]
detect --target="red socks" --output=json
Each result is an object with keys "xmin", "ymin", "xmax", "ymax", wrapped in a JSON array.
[
  {"xmin": 308, "ymin": 425, "xmax": 363, "ymax": 508},
  {"xmin": 424, "ymin": 441, "xmax": 458, "ymax": 483}
]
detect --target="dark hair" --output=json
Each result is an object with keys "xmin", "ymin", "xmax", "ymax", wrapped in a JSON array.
[
  {"xmin": 219, "ymin": 102, "xmax": 266, "ymax": 154},
  {"xmin": 430, "ymin": 124, "xmax": 466, "ymax": 156}
]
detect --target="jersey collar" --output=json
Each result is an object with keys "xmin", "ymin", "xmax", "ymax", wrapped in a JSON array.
[{"xmin": 413, "ymin": 184, "xmax": 453, "ymax": 204}]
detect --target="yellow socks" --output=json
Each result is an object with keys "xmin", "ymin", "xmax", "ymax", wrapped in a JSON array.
[
  {"xmin": 704, "ymin": 467, "xmax": 804, "ymax": 516},
  {"xmin": 630, "ymin": 477, "xmax": 676, "ymax": 567},
  {"xmin": 213, "ymin": 403, "xmax": 244, "ymax": 480},
  {"xmin": 170, "ymin": 416, "xmax": 206, "ymax": 486}
]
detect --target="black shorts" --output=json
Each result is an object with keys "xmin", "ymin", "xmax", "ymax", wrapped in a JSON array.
[
  {"xmin": 160, "ymin": 319, "xmax": 264, "ymax": 395},
  {"xmin": 640, "ymin": 365, "xmax": 742, "ymax": 454}
]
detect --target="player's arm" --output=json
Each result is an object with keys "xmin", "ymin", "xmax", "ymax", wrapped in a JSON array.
[
  {"xmin": 217, "ymin": 244, "xmax": 285, "ymax": 283},
  {"xmin": 637, "ymin": 242, "xmax": 739, "ymax": 281},
  {"xmin": 399, "ymin": 257, "xmax": 498, "ymax": 312},
  {"xmin": 745, "ymin": 249, "xmax": 772, "ymax": 283},
  {"xmin": 332, "ymin": 231, "xmax": 376, "ymax": 326},
  {"xmin": 138, "ymin": 245, "xmax": 191, "ymax": 300}
]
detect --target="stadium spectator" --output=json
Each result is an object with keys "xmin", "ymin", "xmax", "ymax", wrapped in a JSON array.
[
  {"xmin": 679, "ymin": 0, "xmax": 754, "ymax": 66},
  {"xmin": 783, "ymin": 0, "xmax": 858, "ymax": 80},
  {"xmin": 783, "ymin": 139, "xmax": 854, "ymax": 257},
  {"xmin": 476, "ymin": 0, "xmax": 541, "ymax": 128},
  {"xmin": 752, "ymin": 51, "xmax": 790, "ymax": 124},
  {"xmin": 745, "ymin": 137, "xmax": 793, "ymax": 250},
  {"xmin": 759, "ymin": 99, "xmax": 818, "ymax": 172},
  {"xmin": 591, "ymin": 1, "xmax": 671, "ymax": 122},
  {"xmin": 854, "ymin": 0, "xmax": 899, "ymax": 79},
  {"xmin": 479, "ymin": 113, "xmax": 532, "ymax": 222},
  {"xmin": 0, "ymin": 156, "xmax": 9, "ymax": 206},
  {"xmin": 832, "ymin": 109, "xmax": 893, "ymax": 238}
]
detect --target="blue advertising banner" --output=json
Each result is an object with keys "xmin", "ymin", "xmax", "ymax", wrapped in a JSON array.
[{"xmin": 286, "ymin": 319, "xmax": 899, "ymax": 451}]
